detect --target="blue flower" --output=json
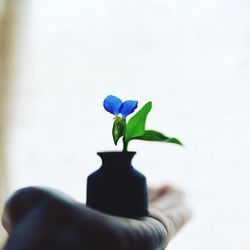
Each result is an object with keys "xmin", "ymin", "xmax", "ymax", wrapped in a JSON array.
[{"xmin": 103, "ymin": 95, "xmax": 138, "ymax": 119}]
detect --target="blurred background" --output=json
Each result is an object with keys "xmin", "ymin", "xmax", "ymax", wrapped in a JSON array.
[{"xmin": 1, "ymin": 0, "xmax": 250, "ymax": 249}]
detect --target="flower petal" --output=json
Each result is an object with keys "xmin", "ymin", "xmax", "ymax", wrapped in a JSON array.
[
  {"xmin": 119, "ymin": 100, "xmax": 138, "ymax": 118},
  {"xmin": 103, "ymin": 95, "xmax": 123, "ymax": 116}
]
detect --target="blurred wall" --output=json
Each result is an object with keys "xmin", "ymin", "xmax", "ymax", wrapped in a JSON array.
[{"xmin": 0, "ymin": 0, "xmax": 16, "ymax": 245}]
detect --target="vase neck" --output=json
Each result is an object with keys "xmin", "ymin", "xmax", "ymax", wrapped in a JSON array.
[{"xmin": 97, "ymin": 152, "xmax": 136, "ymax": 170}]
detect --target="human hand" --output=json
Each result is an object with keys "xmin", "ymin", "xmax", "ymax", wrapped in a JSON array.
[{"xmin": 2, "ymin": 186, "xmax": 191, "ymax": 250}]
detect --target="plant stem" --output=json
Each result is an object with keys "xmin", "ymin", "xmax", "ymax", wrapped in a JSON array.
[{"xmin": 122, "ymin": 137, "xmax": 128, "ymax": 152}]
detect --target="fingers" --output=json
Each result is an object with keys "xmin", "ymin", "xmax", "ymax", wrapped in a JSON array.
[
  {"xmin": 149, "ymin": 205, "xmax": 191, "ymax": 242},
  {"xmin": 148, "ymin": 185, "xmax": 192, "ymax": 242},
  {"xmin": 148, "ymin": 185, "xmax": 172, "ymax": 202},
  {"xmin": 163, "ymin": 204, "xmax": 191, "ymax": 234},
  {"xmin": 149, "ymin": 185, "xmax": 185, "ymax": 209},
  {"xmin": 151, "ymin": 188, "xmax": 185, "ymax": 211}
]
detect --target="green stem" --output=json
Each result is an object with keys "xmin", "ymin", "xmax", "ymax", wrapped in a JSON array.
[{"xmin": 122, "ymin": 137, "xmax": 128, "ymax": 152}]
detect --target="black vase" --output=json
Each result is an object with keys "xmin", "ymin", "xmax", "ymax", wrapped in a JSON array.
[{"xmin": 86, "ymin": 152, "xmax": 148, "ymax": 218}]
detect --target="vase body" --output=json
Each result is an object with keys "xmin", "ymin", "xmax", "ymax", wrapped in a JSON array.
[{"xmin": 86, "ymin": 152, "xmax": 148, "ymax": 218}]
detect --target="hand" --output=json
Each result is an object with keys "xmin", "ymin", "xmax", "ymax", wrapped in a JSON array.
[{"xmin": 1, "ymin": 186, "xmax": 191, "ymax": 250}]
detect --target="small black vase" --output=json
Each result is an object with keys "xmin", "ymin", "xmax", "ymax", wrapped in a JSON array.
[{"xmin": 86, "ymin": 152, "xmax": 148, "ymax": 218}]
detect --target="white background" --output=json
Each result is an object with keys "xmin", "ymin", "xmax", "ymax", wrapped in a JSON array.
[{"xmin": 5, "ymin": 0, "xmax": 250, "ymax": 249}]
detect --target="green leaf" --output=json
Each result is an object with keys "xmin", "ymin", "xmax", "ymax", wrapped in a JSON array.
[
  {"xmin": 124, "ymin": 102, "xmax": 152, "ymax": 143},
  {"xmin": 135, "ymin": 130, "xmax": 183, "ymax": 146},
  {"xmin": 112, "ymin": 118, "xmax": 126, "ymax": 145}
]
